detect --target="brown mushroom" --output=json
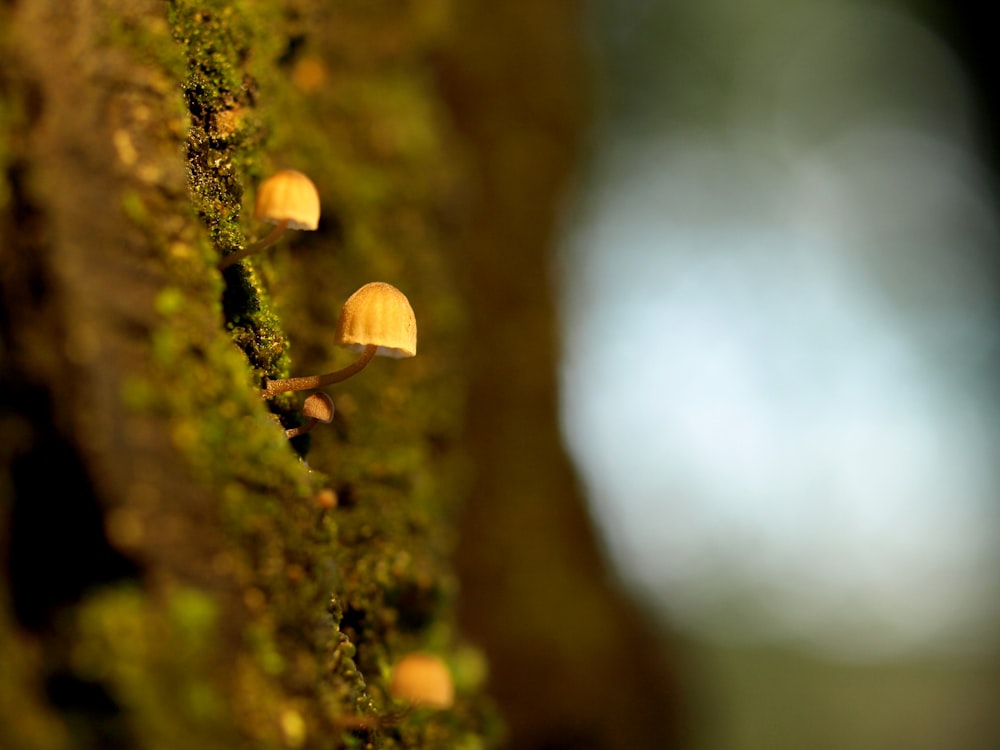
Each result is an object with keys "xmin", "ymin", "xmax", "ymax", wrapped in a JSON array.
[
  {"xmin": 262, "ymin": 282, "xmax": 416, "ymax": 398},
  {"xmin": 389, "ymin": 653, "xmax": 454, "ymax": 710},
  {"xmin": 284, "ymin": 392, "xmax": 335, "ymax": 438},
  {"xmin": 218, "ymin": 169, "xmax": 320, "ymax": 270}
]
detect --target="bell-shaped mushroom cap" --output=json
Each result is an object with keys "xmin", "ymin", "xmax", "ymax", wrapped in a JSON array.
[
  {"xmin": 301, "ymin": 392, "xmax": 335, "ymax": 423},
  {"xmin": 253, "ymin": 169, "xmax": 320, "ymax": 230},
  {"xmin": 335, "ymin": 282, "xmax": 417, "ymax": 359},
  {"xmin": 389, "ymin": 653, "xmax": 454, "ymax": 709}
]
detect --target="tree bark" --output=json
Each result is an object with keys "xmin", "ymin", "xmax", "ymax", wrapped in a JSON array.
[{"xmin": 1, "ymin": 2, "xmax": 681, "ymax": 748}]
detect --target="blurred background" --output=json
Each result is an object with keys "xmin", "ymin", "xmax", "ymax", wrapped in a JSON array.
[{"xmin": 556, "ymin": 0, "xmax": 1000, "ymax": 747}]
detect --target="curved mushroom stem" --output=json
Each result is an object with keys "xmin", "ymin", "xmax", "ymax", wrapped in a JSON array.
[
  {"xmin": 218, "ymin": 219, "xmax": 290, "ymax": 270},
  {"xmin": 285, "ymin": 419, "xmax": 317, "ymax": 439},
  {"xmin": 262, "ymin": 344, "xmax": 378, "ymax": 398}
]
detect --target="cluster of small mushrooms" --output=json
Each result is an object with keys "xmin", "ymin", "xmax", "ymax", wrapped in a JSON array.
[
  {"xmin": 222, "ymin": 175, "xmax": 454, "ymax": 713},
  {"xmin": 220, "ymin": 169, "xmax": 417, "ymax": 438}
]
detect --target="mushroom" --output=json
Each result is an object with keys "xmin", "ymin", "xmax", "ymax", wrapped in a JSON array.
[
  {"xmin": 284, "ymin": 392, "xmax": 335, "ymax": 438},
  {"xmin": 262, "ymin": 282, "xmax": 417, "ymax": 398},
  {"xmin": 218, "ymin": 169, "xmax": 320, "ymax": 270},
  {"xmin": 389, "ymin": 653, "xmax": 454, "ymax": 710}
]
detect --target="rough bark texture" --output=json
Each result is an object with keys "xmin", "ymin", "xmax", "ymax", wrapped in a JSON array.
[{"xmin": 1, "ymin": 2, "xmax": 679, "ymax": 749}]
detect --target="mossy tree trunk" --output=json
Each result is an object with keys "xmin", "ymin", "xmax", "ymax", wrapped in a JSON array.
[{"xmin": 1, "ymin": 2, "xmax": 679, "ymax": 749}]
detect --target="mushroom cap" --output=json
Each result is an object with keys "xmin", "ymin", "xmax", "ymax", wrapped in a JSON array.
[
  {"xmin": 389, "ymin": 653, "xmax": 454, "ymax": 709},
  {"xmin": 300, "ymin": 392, "xmax": 335, "ymax": 423},
  {"xmin": 253, "ymin": 169, "xmax": 320, "ymax": 230},
  {"xmin": 335, "ymin": 282, "xmax": 417, "ymax": 359}
]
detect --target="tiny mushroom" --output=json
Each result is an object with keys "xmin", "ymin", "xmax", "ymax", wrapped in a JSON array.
[
  {"xmin": 262, "ymin": 282, "xmax": 416, "ymax": 398},
  {"xmin": 389, "ymin": 653, "xmax": 454, "ymax": 710},
  {"xmin": 218, "ymin": 169, "xmax": 320, "ymax": 270},
  {"xmin": 284, "ymin": 391, "xmax": 335, "ymax": 438}
]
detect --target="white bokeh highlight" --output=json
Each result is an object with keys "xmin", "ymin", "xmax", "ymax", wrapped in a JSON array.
[{"xmin": 558, "ymin": 2, "xmax": 1000, "ymax": 658}]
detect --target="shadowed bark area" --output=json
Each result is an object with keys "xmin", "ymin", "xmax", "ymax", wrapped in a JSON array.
[
  {"xmin": 438, "ymin": 5, "xmax": 682, "ymax": 749},
  {"xmin": 1, "ymin": 1, "xmax": 680, "ymax": 748}
]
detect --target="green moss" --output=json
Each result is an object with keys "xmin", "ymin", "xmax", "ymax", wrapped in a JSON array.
[
  {"xmin": 70, "ymin": 585, "xmax": 234, "ymax": 750},
  {"xmin": 7, "ymin": 0, "xmax": 502, "ymax": 746},
  {"xmin": 167, "ymin": 0, "xmax": 292, "ymax": 385}
]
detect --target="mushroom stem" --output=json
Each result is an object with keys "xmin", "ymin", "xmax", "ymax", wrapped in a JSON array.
[
  {"xmin": 262, "ymin": 344, "xmax": 378, "ymax": 398},
  {"xmin": 285, "ymin": 420, "xmax": 317, "ymax": 438},
  {"xmin": 217, "ymin": 219, "xmax": 290, "ymax": 270}
]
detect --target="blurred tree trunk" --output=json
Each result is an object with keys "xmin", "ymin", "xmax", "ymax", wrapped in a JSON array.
[{"xmin": 438, "ymin": 5, "xmax": 682, "ymax": 749}]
